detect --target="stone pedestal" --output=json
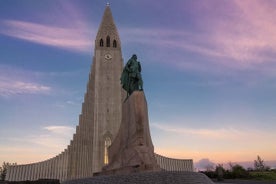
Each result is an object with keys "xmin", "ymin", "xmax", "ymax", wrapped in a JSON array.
[{"xmin": 100, "ymin": 91, "xmax": 160, "ymax": 175}]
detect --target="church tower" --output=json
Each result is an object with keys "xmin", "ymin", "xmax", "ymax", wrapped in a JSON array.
[
  {"xmin": 66, "ymin": 4, "xmax": 125, "ymax": 178},
  {"xmin": 90, "ymin": 3, "xmax": 125, "ymax": 173}
]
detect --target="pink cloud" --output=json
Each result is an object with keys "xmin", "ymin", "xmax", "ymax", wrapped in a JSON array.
[
  {"xmin": 205, "ymin": 0, "xmax": 276, "ymax": 64},
  {"xmin": 0, "ymin": 1, "xmax": 97, "ymax": 53},
  {"xmin": 0, "ymin": 76, "xmax": 51, "ymax": 97},
  {"xmin": 0, "ymin": 20, "xmax": 92, "ymax": 53}
]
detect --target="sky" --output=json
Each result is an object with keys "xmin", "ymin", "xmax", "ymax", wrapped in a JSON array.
[{"xmin": 0, "ymin": 0, "xmax": 276, "ymax": 170}]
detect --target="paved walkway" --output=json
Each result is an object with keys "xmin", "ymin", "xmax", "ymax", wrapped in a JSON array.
[
  {"xmin": 215, "ymin": 179, "xmax": 276, "ymax": 184},
  {"xmin": 63, "ymin": 171, "xmax": 214, "ymax": 184}
]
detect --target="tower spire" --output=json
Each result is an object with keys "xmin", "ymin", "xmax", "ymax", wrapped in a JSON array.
[{"xmin": 95, "ymin": 5, "xmax": 121, "ymax": 49}]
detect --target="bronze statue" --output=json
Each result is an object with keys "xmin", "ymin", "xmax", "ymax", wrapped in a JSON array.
[{"xmin": 121, "ymin": 54, "xmax": 143, "ymax": 96}]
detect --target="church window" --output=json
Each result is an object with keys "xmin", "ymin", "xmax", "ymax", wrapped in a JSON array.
[
  {"xmin": 113, "ymin": 40, "xmax": 117, "ymax": 48},
  {"xmin": 100, "ymin": 39, "xmax": 104, "ymax": 47},
  {"xmin": 106, "ymin": 36, "xmax": 110, "ymax": 47},
  {"xmin": 104, "ymin": 137, "xmax": 111, "ymax": 164}
]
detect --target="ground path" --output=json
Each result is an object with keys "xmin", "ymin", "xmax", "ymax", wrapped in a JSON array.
[{"xmin": 215, "ymin": 179, "xmax": 276, "ymax": 184}]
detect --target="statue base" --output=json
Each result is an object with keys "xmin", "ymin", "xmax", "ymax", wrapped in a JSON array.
[{"xmin": 96, "ymin": 91, "xmax": 160, "ymax": 176}]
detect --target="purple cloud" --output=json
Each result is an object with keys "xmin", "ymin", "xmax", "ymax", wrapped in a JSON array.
[
  {"xmin": 0, "ymin": 20, "xmax": 92, "ymax": 53},
  {"xmin": 121, "ymin": 0, "xmax": 276, "ymax": 75}
]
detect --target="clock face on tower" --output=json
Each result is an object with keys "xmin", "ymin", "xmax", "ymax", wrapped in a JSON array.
[{"xmin": 104, "ymin": 53, "xmax": 112, "ymax": 60}]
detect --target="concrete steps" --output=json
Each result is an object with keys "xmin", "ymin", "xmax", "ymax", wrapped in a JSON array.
[{"xmin": 62, "ymin": 171, "xmax": 214, "ymax": 184}]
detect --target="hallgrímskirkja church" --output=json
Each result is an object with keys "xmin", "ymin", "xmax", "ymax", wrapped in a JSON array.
[{"xmin": 6, "ymin": 5, "xmax": 193, "ymax": 182}]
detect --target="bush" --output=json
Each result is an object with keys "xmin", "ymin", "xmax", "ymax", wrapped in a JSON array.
[
  {"xmin": 231, "ymin": 164, "xmax": 249, "ymax": 179},
  {"xmin": 200, "ymin": 171, "xmax": 217, "ymax": 179}
]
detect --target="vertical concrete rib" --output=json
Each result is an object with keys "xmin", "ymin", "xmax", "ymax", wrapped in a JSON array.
[
  {"xmin": 37, "ymin": 163, "xmax": 40, "ymax": 179},
  {"xmin": 15, "ymin": 166, "xmax": 18, "ymax": 181},
  {"xmin": 25, "ymin": 165, "xmax": 29, "ymax": 180},
  {"xmin": 62, "ymin": 152, "xmax": 65, "ymax": 181},
  {"xmin": 53, "ymin": 158, "xmax": 56, "ymax": 179},
  {"xmin": 26, "ymin": 165, "xmax": 30, "ymax": 180},
  {"xmin": 43, "ymin": 161, "xmax": 46, "ymax": 179},
  {"xmin": 55, "ymin": 157, "xmax": 57, "ymax": 180},
  {"xmin": 13, "ymin": 166, "xmax": 16, "ymax": 180},
  {"xmin": 13, "ymin": 166, "xmax": 16, "ymax": 181},
  {"xmin": 29, "ymin": 164, "xmax": 33, "ymax": 180},
  {"xmin": 21, "ymin": 165, "xmax": 25, "ymax": 181},
  {"xmin": 40, "ymin": 162, "xmax": 44, "ymax": 179},
  {"xmin": 30, "ymin": 164, "xmax": 34, "ymax": 180},
  {"xmin": 12, "ymin": 166, "xmax": 16, "ymax": 180},
  {"xmin": 52, "ymin": 158, "xmax": 56, "ymax": 179},
  {"xmin": 18, "ymin": 165, "xmax": 22, "ymax": 181},
  {"xmin": 28, "ymin": 164, "xmax": 31, "ymax": 180},
  {"xmin": 17, "ymin": 166, "xmax": 21, "ymax": 181},
  {"xmin": 40, "ymin": 162, "xmax": 43, "ymax": 179},
  {"xmin": 5, "ymin": 166, "xmax": 10, "ymax": 181},
  {"xmin": 56, "ymin": 157, "xmax": 59, "ymax": 179},
  {"xmin": 7, "ymin": 166, "xmax": 12, "ymax": 181},
  {"xmin": 6, "ymin": 166, "xmax": 11, "ymax": 181},
  {"xmin": 59, "ymin": 154, "xmax": 62, "ymax": 181},
  {"xmin": 45, "ymin": 161, "xmax": 49, "ymax": 179},
  {"xmin": 9, "ymin": 166, "xmax": 13, "ymax": 181},
  {"xmin": 32, "ymin": 164, "xmax": 36, "ymax": 181},
  {"xmin": 19, "ymin": 165, "xmax": 23, "ymax": 181}
]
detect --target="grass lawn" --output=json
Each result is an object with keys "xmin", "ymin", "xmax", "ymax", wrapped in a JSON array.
[{"xmin": 249, "ymin": 171, "xmax": 276, "ymax": 180}]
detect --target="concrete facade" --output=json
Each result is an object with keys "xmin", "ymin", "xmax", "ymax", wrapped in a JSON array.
[{"xmin": 6, "ymin": 5, "xmax": 193, "ymax": 182}]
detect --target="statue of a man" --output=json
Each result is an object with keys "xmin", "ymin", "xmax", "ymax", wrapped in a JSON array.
[{"xmin": 121, "ymin": 54, "xmax": 143, "ymax": 96}]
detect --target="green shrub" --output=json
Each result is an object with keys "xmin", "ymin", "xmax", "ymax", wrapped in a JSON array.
[{"xmin": 231, "ymin": 164, "xmax": 249, "ymax": 179}]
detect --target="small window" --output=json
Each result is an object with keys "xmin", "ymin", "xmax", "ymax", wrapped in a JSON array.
[
  {"xmin": 106, "ymin": 36, "xmax": 110, "ymax": 47},
  {"xmin": 113, "ymin": 40, "xmax": 117, "ymax": 48},
  {"xmin": 100, "ymin": 39, "xmax": 104, "ymax": 47},
  {"xmin": 104, "ymin": 137, "xmax": 111, "ymax": 164}
]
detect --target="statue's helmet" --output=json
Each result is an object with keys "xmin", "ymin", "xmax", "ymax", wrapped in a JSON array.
[{"xmin": 132, "ymin": 54, "xmax": 137, "ymax": 60}]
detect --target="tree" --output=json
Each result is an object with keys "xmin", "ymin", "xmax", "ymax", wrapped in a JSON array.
[
  {"xmin": 215, "ymin": 164, "xmax": 225, "ymax": 181},
  {"xmin": 254, "ymin": 155, "xmax": 265, "ymax": 171},
  {"xmin": 0, "ymin": 162, "xmax": 17, "ymax": 181},
  {"xmin": 225, "ymin": 163, "xmax": 249, "ymax": 179}
]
